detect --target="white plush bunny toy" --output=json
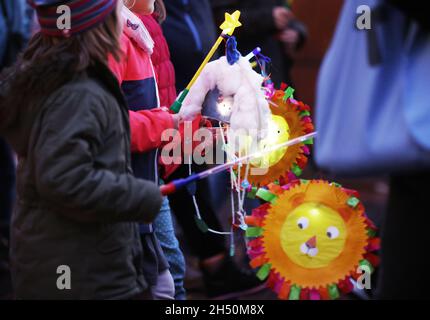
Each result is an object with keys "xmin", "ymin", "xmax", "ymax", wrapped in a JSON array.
[{"xmin": 179, "ymin": 37, "xmax": 272, "ymax": 146}]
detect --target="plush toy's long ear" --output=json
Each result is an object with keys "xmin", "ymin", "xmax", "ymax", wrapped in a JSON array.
[
  {"xmin": 231, "ymin": 57, "xmax": 271, "ymax": 140},
  {"xmin": 180, "ymin": 61, "xmax": 218, "ymax": 120}
]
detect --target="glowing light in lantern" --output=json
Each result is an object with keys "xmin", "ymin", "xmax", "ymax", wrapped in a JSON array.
[
  {"xmin": 251, "ymin": 115, "xmax": 290, "ymax": 168},
  {"xmin": 216, "ymin": 95, "xmax": 234, "ymax": 117}
]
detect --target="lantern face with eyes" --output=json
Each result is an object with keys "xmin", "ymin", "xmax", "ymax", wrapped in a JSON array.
[
  {"xmin": 281, "ymin": 202, "xmax": 347, "ymax": 269},
  {"xmin": 245, "ymin": 180, "xmax": 380, "ymax": 300}
]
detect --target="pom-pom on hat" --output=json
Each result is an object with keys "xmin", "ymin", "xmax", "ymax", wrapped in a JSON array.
[{"xmin": 28, "ymin": 0, "xmax": 117, "ymax": 37}]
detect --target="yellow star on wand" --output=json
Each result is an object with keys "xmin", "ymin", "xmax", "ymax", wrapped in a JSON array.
[{"xmin": 220, "ymin": 10, "xmax": 242, "ymax": 36}]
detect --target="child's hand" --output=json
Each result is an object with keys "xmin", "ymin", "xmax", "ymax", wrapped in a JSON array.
[
  {"xmin": 178, "ymin": 103, "xmax": 201, "ymax": 121},
  {"xmin": 160, "ymin": 106, "xmax": 182, "ymax": 129},
  {"xmin": 280, "ymin": 29, "xmax": 300, "ymax": 53},
  {"xmin": 273, "ymin": 6, "xmax": 293, "ymax": 31},
  {"xmin": 172, "ymin": 114, "xmax": 183, "ymax": 129}
]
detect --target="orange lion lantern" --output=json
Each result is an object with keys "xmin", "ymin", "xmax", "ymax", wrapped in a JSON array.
[
  {"xmin": 240, "ymin": 88, "xmax": 313, "ymax": 187},
  {"xmin": 245, "ymin": 180, "xmax": 380, "ymax": 300}
]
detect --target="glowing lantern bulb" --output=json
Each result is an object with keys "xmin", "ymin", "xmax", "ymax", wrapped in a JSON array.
[{"xmin": 251, "ymin": 115, "xmax": 290, "ymax": 168}]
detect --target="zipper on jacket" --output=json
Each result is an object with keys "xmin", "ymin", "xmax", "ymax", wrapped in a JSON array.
[
  {"xmin": 148, "ymin": 57, "xmax": 161, "ymax": 185},
  {"xmin": 182, "ymin": 0, "xmax": 203, "ymax": 52}
]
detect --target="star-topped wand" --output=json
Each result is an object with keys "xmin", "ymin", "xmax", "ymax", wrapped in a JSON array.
[{"xmin": 170, "ymin": 10, "xmax": 242, "ymax": 113}]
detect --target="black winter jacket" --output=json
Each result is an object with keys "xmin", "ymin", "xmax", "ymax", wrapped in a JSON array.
[
  {"xmin": 163, "ymin": 0, "xmax": 218, "ymax": 91},
  {"xmin": 0, "ymin": 63, "xmax": 163, "ymax": 299}
]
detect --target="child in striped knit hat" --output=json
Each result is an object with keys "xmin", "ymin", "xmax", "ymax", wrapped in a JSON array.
[{"xmin": 0, "ymin": 0, "xmax": 165, "ymax": 299}]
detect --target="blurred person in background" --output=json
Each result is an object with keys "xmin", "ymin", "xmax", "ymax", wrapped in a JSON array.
[
  {"xmin": 0, "ymin": 139, "xmax": 14, "ymax": 299},
  {"xmin": 316, "ymin": 0, "xmax": 430, "ymax": 299},
  {"xmin": 1, "ymin": 0, "xmax": 168, "ymax": 299},
  {"xmin": 211, "ymin": 0, "xmax": 307, "ymax": 87},
  {"xmin": 0, "ymin": 0, "xmax": 33, "ymax": 299}
]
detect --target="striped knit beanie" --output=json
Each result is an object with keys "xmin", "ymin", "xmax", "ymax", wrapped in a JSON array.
[{"xmin": 28, "ymin": 0, "xmax": 118, "ymax": 37}]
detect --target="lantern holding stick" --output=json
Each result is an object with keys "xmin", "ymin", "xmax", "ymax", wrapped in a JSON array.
[{"xmin": 160, "ymin": 132, "xmax": 317, "ymax": 195}]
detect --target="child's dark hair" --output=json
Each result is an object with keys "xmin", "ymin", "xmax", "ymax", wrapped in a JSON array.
[{"xmin": 0, "ymin": 7, "xmax": 122, "ymax": 130}]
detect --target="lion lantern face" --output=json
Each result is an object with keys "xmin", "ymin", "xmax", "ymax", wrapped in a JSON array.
[
  {"xmin": 281, "ymin": 202, "xmax": 347, "ymax": 269},
  {"xmin": 245, "ymin": 180, "xmax": 380, "ymax": 300}
]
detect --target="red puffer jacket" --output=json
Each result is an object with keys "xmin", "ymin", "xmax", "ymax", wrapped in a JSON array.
[
  {"xmin": 140, "ymin": 14, "xmax": 210, "ymax": 180},
  {"xmin": 139, "ymin": 14, "xmax": 177, "ymax": 108}
]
